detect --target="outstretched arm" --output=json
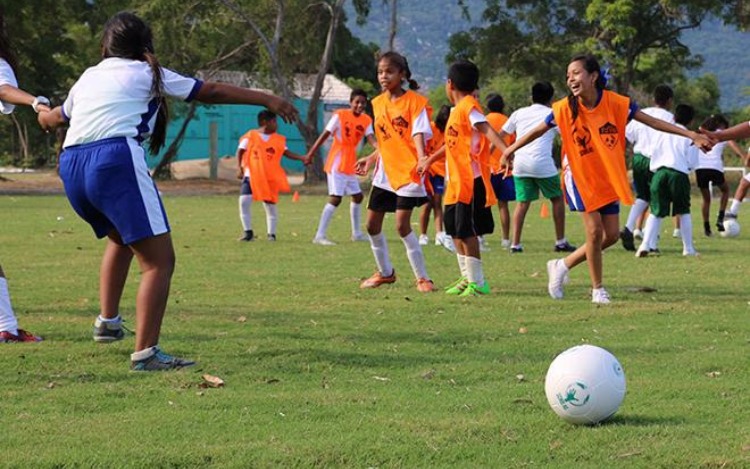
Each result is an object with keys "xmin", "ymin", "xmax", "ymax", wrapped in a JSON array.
[
  {"xmin": 195, "ymin": 82, "xmax": 298, "ymax": 123},
  {"xmin": 702, "ymin": 121, "xmax": 750, "ymax": 142},
  {"xmin": 304, "ymin": 129, "xmax": 332, "ymax": 165},
  {"xmin": 501, "ymin": 121, "xmax": 550, "ymax": 170},
  {"xmin": 38, "ymin": 107, "xmax": 66, "ymax": 131},
  {"xmin": 635, "ymin": 110, "xmax": 713, "ymax": 151},
  {"xmin": 0, "ymin": 84, "xmax": 50, "ymax": 112},
  {"xmin": 284, "ymin": 149, "xmax": 308, "ymax": 163}
]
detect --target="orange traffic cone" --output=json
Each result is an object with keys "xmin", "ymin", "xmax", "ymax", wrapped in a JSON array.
[
  {"xmin": 292, "ymin": 191, "xmax": 300, "ymax": 202},
  {"xmin": 540, "ymin": 202, "xmax": 550, "ymax": 218}
]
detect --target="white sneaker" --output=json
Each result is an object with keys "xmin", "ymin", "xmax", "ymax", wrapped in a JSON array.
[
  {"xmin": 500, "ymin": 239, "xmax": 511, "ymax": 249},
  {"xmin": 546, "ymin": 259, "xmax": 568, "ymax": 300},
  {"xmin": 591, "ymin": 288, "xmax": 611, "ymax": 304},
  {"xmin": 313, "ymin": 237, "xmax": 336, "ymax": 246},
  {"xmin": 635, "ymin": 247, "xmax": 649, "ymax": 258},
  {"xmin": 682, "ymin": 249, "xmax": 700, "ymax": 256},
  {"xmin": 418, "ymin": 234, "xmax": 429, "ymax": 246},
  {"xmin": 672, "ymin": 229, "xmax": 681, "ymax": 239},
  {"xmin": 479, "ymin": 236, "xmax": 490, "ymax": 251},
  {"xmin": 633, "ymin": 228, "xmax": 643, "ymax": 240},
  {"xmin": 351, "ymin": 233, "xmax": 368, "ymax": 242},
  {"xmin": 438, "ymin": 233, "xmax": 456, "ymax": 253}
]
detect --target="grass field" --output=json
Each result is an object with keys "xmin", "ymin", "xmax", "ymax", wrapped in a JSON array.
[{"xmin": 1, "ymin": 191, "xmax": 748, "ymax": 468}]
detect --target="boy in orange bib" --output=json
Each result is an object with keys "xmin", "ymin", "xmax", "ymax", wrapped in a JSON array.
[
  {"xmin": 484, "ymin": 93, "xmax": 516, "ymax": 249},
  {"xmin": 237, "ymin": 110, "xmax": 306, "ymax": 241}
]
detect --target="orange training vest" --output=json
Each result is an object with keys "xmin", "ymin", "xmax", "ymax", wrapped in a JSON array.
[
  {"xmin": 485, "ymin": 112, "xmax": 515, "ymax": 174},
  {"xmin": 371, "ymin": 90, "xmax": 429, "ymax": 190},
  {"xmin": 324, "ymin": 109, "xmax": 372, "ymax": 175},
  {"xmin": 240, "ymin": 130, "xmax": 290, "ymax": 203},
  {"xmin": 425, "ymin": 121, "xmax": 446, "ymax": 177},
  {"xmin": 552, "ymin": 90, "xmax": 634, "ymax": 211}
]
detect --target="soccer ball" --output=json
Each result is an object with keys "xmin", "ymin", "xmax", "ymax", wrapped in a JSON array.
[
  {"xmin": 721, "ymin": 218, "xmax": 740, "ymax": 238},
  {"xmin": 544, "ymin": 344, "xmax": 626, "ymax": 425}
]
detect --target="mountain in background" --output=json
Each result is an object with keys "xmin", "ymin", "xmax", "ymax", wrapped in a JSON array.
[{"xmin": 344, "ymin": 2, "xmax": 750, "ymax": 111}]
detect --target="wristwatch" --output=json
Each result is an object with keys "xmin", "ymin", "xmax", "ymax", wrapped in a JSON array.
[{"xmin": 31, "ymin": 96, "xmax": 50, "ymax": 113}]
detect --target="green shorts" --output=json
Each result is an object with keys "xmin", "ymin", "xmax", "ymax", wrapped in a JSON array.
[
  {"xmin": 632, "ymin": 153, "xmax": 653, "ymax": 201},
  {"xmin": 649, "ymin": 167, "xmax": 691, "ymax": 217},
  {"xmin": 513, "ymin": 175, "xmax": 562, "ymax": 202}
]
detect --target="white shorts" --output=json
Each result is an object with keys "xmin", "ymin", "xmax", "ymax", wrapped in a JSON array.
[
  {"xmin": 744, "ymin": 171, "xmax": 750, "ymax": 183},
  {"xmin": 327, "ymin": 171, "xmax": 361, "ymax": 196}
]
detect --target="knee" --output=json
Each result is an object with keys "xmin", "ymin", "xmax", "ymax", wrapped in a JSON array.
[
  {"xmin": 351, "ymin": 193, "xmax": 363, "ymax": 204},
  {"xmin": 395, "ymin": 221, "xmax": 411, "ymax": 238},
  {"xmin": 329, "ymin": 196, "xmax": 342, "ymax": 207},
  {"xmin": 602, "ymin": 227, "xmax": 620, "ymax": 248},
  {"xmin": 586, "ymin": 225, "xmax": 604, "ymax": 245}
]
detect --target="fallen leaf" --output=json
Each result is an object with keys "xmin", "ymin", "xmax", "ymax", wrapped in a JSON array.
[
  {"xmin": 46, "ymin": 382, "xmax": 56, "ymax": 389},
  {"xmin": 202, "ymin": 374, "xmax": 225, "ymax": 388},
  {"xmin": 373, "ymin": 376, "xmax": 390, "ymax": 382},
  {"xmin": 237, "ymin": 316, "xmax": 247, "ymax": 323},
  {"xmin": 705, "ymin": 371, "xmax": 722, "ymax": 378},
  {"xmin": 615, "ymin": 450, "xmax": 642, "ymax": 459},
  {"xmin": 421, "ymin": 369, "xmax": 436, "ymax": 380},
  {"xmin": 516, "ymin": 374, "xmax": 526, "ymax": 382},
  {"xmin": 530, "ymin": 271, "xmax": 540, "ymax": 278},
  {"xmin": 518, "ymin": 327, "xmax": 528, "ymax": 334},
  {"xmin": 549, "ymin": 440, "xmax": 562, "ymax": 450}
]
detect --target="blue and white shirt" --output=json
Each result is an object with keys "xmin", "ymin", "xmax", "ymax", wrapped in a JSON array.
[
  {"xmin": 62, "ymin": 57, "xmax": 202, "ymax": 148},
  {"xmin": 0, "ymin": 58, "xmax": 19, "ymax": 115}
]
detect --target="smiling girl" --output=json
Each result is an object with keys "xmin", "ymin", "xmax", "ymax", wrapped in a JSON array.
[{"xmin": 502, "ymin": 54, "xmax": 712, "ymax": 304}]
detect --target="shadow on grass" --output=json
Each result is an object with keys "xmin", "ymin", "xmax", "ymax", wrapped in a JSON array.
[{"xmin": 603, "ymin": 413, "xmax": 686, "ymax": 427}]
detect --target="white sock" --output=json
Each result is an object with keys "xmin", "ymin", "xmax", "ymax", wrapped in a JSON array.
[
  {"xmin": 97, "ymin": 314, "xmax": 121, "ymax": 323},
  {"xmin": 556, "ymin": 237, "xmax": 567, "ymax": 245},
  {"xmin": 456, "ymin": 254, "xmax": 467, "ymax": 278},
  {"xmin": 728, "ymin": 199, "xmax": 741, "ymax": 216},
  {"xmin": 263, "ymin": 202, "xmax": 278, "ymax": 235},
  {"xmin": 625, "ymin": 199, "xmax": 649, "ymax": 231},
  {"xmin": 131, "ymin": 345, "xmax": 159, "ymax": 362},
  {"xmin": 679, "ymin": 214, "xmax": 695, "ymax": 252},
  {"xmin": 465, "ymin": 256, "xmax": 485, "ymax": 287},
  {"xmin": 350, "ymin": 202, "xmax": 362, "ymax": 237},
  {"xmin": 401, "ymin": 231, "xmax": 429, "ymax": 280},
  {"xmin": 369, "ymin": 233, "xmax": 394, "ymax": 276},
  {"xmin": 640, "ymin": 214, "xmax": 662, "ymax": 251},
  {"xmin": 239, "ymin": 195, "xmax": 253, "ymax": 231},
  {"xmin": 315, "ymin": 203, "xmax": 337, "ymax": 239},
  {"xmin": 0, "ymin": 278, "xmax": 19, "ymax": 335}
]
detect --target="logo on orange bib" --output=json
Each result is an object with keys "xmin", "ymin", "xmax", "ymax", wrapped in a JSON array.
[
  {"xmin": 599, "ymin": 122, "xmax": 619, "ymax": 149},
  {"xmin": 572, "ymin": 124, "xmax": 593, "ymax": 156}
]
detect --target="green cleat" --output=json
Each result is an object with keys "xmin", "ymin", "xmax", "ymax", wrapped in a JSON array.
[
  {"xmin": 445, "ymin": 277, "xmax": 469, "ymax": 295},
  {"xmin": 458, "ymin": 282, "xmax": 490, "ymax": 297}
]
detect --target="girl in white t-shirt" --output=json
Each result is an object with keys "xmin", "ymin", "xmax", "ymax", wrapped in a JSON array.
[{"xmin": 38, "ymin": 12, "xmax": 298, "ymax": 370}]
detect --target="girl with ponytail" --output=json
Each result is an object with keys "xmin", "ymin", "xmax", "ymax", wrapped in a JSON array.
[
  {"xmin": 38, "ymin": 11, "xmax": 298, "ymax": 371},
  {"xmin": 502, "ymin": 54, "xmax": 713, "ymax": 304}
]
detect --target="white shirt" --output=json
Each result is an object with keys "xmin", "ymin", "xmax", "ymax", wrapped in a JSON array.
[
  {"xmin": 468, "ymin": 108, "xmax": 487, "ymax": 178},
  {"xmin": 62, "ymin": 58, "xmax": 202, "ymax": 148},
  {"xmin": 325, "ymin": 113, "xmax": 374, "ymax": 174},
  {"xmin": 649, "ymin": 124, "xmax": 698, "ymax": 174},
  {"xmin": 502, "ymin": 103, "xmax": 559, "ymax": 178},
  {"xmin": 372, "ymin": 108, "xmax": 432, "ymax": 197},
  {"xmin": 625, "ymin": 106, "xmax": 674, "ymax": 158},
  {"xmin": 0, "ymin": 59, "xmax": 19, "ymax": 115},
  {"xmin": 697, "ymin": 139, "xmax": 727, "ymax": 172}
]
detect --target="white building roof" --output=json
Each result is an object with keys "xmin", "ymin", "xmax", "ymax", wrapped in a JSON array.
[{"xmin": 195, "ymin": 70, "xmax": 352, "ymax": 103}]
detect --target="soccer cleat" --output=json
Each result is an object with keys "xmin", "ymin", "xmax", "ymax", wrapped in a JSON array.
[
  {"xmin": 554, "ymin": 241, "xmax": 577, "ymax": 252},
  {"xmin": 510, "ymin": 245, "xmax": 524, "ymax": 253},
  {"xmin": 619, "ymin": 227, "xmax": 635, "ymax": 251},
  {"xmin": 546, "ymin": 259, "xmax": 568, "ymax": 300},
  {"xmin": 500, "ymin": 239, "xmax": 511, "ymax": 249},
  {"xmin": 360, "ymin": 270, "xmax": 396, "ymax": 289},
  {"xmin": 633, "ymin": 228, "xmax": 644, "ymax": 240},
  {"xmin": 351, "ymin": 233, "xmax": 368, "ymax": 242},
  {"xmin": 458, "ymin": 282, "xmax": 490, "ymax": 297},
  {"xmin": 436, "ymin": 233, "xmax": 456, "ymax": 253},
  {"xmin": 704, "ymin": 222, "xmax": 712, "ymax": 237},
  {"xmin": 672, "ymin": 228, "xmax": 681, "ymax": 239},
  {"xmin": 0, "ymin": 329, "xmax": 42, "ymax": 343},
  {"xmin": 418, "ymin": 234, "xmax": 429, "ymax": 246},
  {"xmin": 93, "ymin": 317, "xmax": 125, "ymax": 342},
  {"xmin": 635, "ymin": 247, "xmax": 649, "ymax": 258},
  {"xmin": 444, "ymin": 276, "xmax": 468, "ymax": 295},
  {"xmin": 267, "ymin": 234, "xmax": 277, "ymax": 241},
  {"xmin": 716, "ymin": 220, "xmax": 725, "ymax": 233},
  {"xmin": 725, "ymin": 213, "xmax": 738, "ymax": 220},
  {"xmin": 130, "ymin": 347, "xmax": 195, "ymax": 372},
  {"xmin": 237, "ymin": 230, "xmax": 254, "ymax": 242},
  {"xmin": 416, "ymin": 278, "xmax": 436, "ymax": 292},
  {"xmin": 312, "ymin": 237, "xmax": 336, "ymax": 246},
  {"xmin": 682, "ymin": 249, "xmax": 700, "ymax": 257},
  {"xmin": 649, "ymin": 248, "xmax": 661, "ymax": 256},
  {"xmin": 591, "ymin": 288, "xmax": 611, "ymax": 305},
  {"xmin": 478, "ymin": 236, "xmax": 491, "ymax": 251}
]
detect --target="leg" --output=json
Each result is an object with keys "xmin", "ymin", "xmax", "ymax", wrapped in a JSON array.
[
  {"xmin": 361, "ymin": 209, "xmax": 395, "ymax": 287},
  {"xmin": 396, "ymin": 208, "xmax": 431, "ymax": 287},
  {"xmin": 498, "ymin": 201, "xmax": 510, "ymax": 242},
  {"xmin": 99, "ymin": 231, "xmax": 134, "ymax": 320},
  {"xmin": 263, "ymin": 202, "xmax": 278, "ymax": 239},
  {"xmin": 699, "ymin": 187, "xmax": 712, "ymax": 235},
  {"xmin": 419, "ymin": 200, "xmax": 432, "ymax": 237},
  {"xmin": 512, "ymin": 201, "xmax": 531, "ymax": 247},
  {"xmin": 313, "ymin": 195, "xmax": 341, "ymax": 242},
  {"xmin": 350, "ymin": 192, "xmax": 365, "ymax": 239},
  {"xmin": 728, "ymin": 178, "xmax": 750, "ymax": 217}
]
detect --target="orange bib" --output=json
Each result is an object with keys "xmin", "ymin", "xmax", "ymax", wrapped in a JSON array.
[
  {"xmin": 324, "ymin": 109, "xmax": 372, "ymax": 175},
  {"xmin": 425, "ymin": 121, "xmax": 446, "ymax": 177},
  {"xmin": 443, "ymin": 95, "xmax": 496, "ymax": 207},
  {"xmin": 552, "ymin": 90, "xmax": 634, "ymax": 211},
  {"xmin": 485, "ymin": 112, "xmax": 515, "ymax": 174},
  {"xmin": 371, "ymin": 90, "xmax": 428, "ymax": 190},
  {"xmin": 240, "ymin": 130, "xmax": 290, "ymax": 203}
]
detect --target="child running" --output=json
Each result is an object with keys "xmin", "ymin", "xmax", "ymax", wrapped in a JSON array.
[
  {"xmin": 0, "ymin": 15, "xmax": 48, "ymax": 342},
  {"xmin": 305, "ymin": 88, "xmax": 376, "ymax": 245},
  {"xmin": 501, "ymin": 54, "xmax": 712, "ymax": 304},
  {"xmin": 635, "ymin": 104, "xmax": 700, "ymax": 257},
  {"xmin": 38, "ymin": 12, "xmax": 298, "ymax": 370},
  {"xmin": 355, "ymin": 51, "xmax": 435, "ymax": 292},
  {"xmin": 421, "ymin": 60, "xmax": 508, "ymax": 296},
  {"xmin": 237, "ymin": 110, "xmax": 307, "ymax": 242}
]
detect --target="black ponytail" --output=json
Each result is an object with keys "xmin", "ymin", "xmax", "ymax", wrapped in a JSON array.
[
  {"xmin": 0, "ymin": 9, "xmax": 18, "ymax": 73},
  {"xmin": 567, "ymin": 54, "xmax": 604, "ymax": 122},
  {"xmin": 101, "ymin": 12, "xmax": 169, "ymax": 155},
  {"xmin": 378, "ymin": 51, "xmax": 420, "ymax": 90}
]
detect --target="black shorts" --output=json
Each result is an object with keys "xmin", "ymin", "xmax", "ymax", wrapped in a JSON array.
[
  {"xmin": 695, "ymin": 169, "xmax": 724, "ymax": 189},
  {"xmin": 240, "ymin": 177, "xmax": 252, "ymax": 195},
  {"xmin": 367, "ymin": 185, "xmax": 428, "ymax": 212},
  {"xmin": 444, "ymin": 178, "xmax": 495, "ymax": 239}
]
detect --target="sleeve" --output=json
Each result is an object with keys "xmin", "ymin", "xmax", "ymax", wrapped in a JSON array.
[
  {"xmin": 627, "ymin": 99, "xmax": 639, "ymax": 122},
  {"xmin": 324, "ymin": 113, "xmax": 340, "ymax": 133},
  {"xmin": 625, "ymin": 121, "xmax": 637, "ymax": 143},
  {"xmin": 237, "ymin": 138, "xmax": 249, "ymax": 151},
  {"xmin": 0, "ymin": 59, "xmax": 19, "ymax": 115},
  {"xmin": 545, "ymin": 112, "xmax": 557, "ymax": 128},
  {"xmin": 61, "ymin": 80, "xmax": 81, "ymax": 122},
  {"xmin": 161, "ymin": 67, "xmax": 203, "ymax": 102},
  {"xmin": 468, "ymin": 108, "xmax": 488, "ymax": 128},
  {"xmin": 412, "ymin": 108, "xmax": 433, "ymax": 140},
  {"xmin": 502, "ymin": 112, "xmax": 517, "ymax": 134},
  {"xmin": 365, "ymin": 123, "xmax": 374, "ymax": 137}
]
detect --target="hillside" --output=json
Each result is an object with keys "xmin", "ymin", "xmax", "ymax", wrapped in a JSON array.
[{"xmin": 345, "ymin": 3, "xmax": 750, "ymax": 110}]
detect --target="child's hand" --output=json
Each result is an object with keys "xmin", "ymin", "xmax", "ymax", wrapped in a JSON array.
[
  {"xmin": 692, "ymin": 132, "xmax": 715, "ymax": 152},
  {"xmin": 237, "ymin": 168, "xmax": 243, "ymax": 180},
  {"xmin": 500, "ymin": 149, "xmax": 514, "ymax": 173},
  {"xmin": 416, "ymin": 156, "xmax": 429, "ymax": 176},
  {"xmin": 355, "ymin": 157, "xmax": 370, "ymax": 176}
]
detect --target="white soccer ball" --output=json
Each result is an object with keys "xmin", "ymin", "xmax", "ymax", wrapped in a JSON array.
[
  {"xmin": 544, "ymin": 344, "xmax": 626, "ymax": 425},
  {"xmin": 721, "ymin": 218, "xmax": 740, "ymax": 238}
]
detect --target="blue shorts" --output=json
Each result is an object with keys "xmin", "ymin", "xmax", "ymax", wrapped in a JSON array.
[
  {"xmin": 490, "ymin": 173, "xmax": 516, "ymax": 202},
  {"xmin": 429, "ymin": 174, "xmax": 445, "ymax": 196},
  {"xmin": 240, "ymin": 177, "xmax": 252, "ymax": 195},
  {"xmin": 563, "ymin": 173, "xmax": 620, "ymax": 215},
  {"xmin": 59, "ymin": 137, "xmax": 170, "ymax": 245}
]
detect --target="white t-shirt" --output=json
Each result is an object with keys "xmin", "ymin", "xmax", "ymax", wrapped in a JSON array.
[
  {"xmin": 62, "ymin": 57, "xmax": 202, "ymax": 148},
  {"xmin": 502, "ymin": 103, "xmax": 559, "ymax": 178},
  {"xmin": 468, "ymin": 108, "xmax": 487, "ymax": 178},
  {"xmin": 372, "ymin": 108, "xmax": 432, "ymax": 197},
  {"xmin": 625, "ymin": 106, "xmax": 674, "ymax": 158},
  {"xmin": 649, "ymin": 124, "xmax": 698, "ymax": 174},
  {"xmin": 325, "ymin": 113, "xmax": 374, "ymax": 174},
  {"xmin": 0, "ymin": 58, "xmax": 19, "ymax": 115},
  {"xmin": 697, "ymin": 139, "xmax": 727, "ymax": 172}
]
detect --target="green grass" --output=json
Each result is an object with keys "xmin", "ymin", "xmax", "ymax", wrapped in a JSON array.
[{"xmin": 1, "ymin": 192, "xmax": 748, "ymax": 468}]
